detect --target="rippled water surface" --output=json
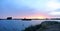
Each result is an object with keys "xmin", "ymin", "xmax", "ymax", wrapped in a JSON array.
[{"xmin": 0, "ymin": 20, "xmax": 60, "ymax": 31}]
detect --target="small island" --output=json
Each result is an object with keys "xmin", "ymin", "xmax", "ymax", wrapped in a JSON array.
[
  {"xmin": 7, "ymin": 17, "xmax": 12, "ymax": 20},
  {"xmin": 21, "ymin": 18, "xmax": 32, "ymax": 21}
]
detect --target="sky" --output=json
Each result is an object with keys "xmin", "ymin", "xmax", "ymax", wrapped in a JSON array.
[{"xmin": 0, "ymin": 0, "xmax": 60, "ymax": 18}]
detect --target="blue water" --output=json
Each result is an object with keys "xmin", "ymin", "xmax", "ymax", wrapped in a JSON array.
[{"xmin": 0, "ymin": 20, "xmax": 60, "ymax": 31}]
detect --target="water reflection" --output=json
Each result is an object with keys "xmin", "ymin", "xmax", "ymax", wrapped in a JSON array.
[{"xmin": 0, "ymin": 20, "xmax": 60, "ymax": 31}]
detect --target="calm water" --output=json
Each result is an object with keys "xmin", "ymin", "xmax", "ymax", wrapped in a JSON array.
[{"xmin": 0, "ymin": 20, "xmax": 60, "ymax": 31}]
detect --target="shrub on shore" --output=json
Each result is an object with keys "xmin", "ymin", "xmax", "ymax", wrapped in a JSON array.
[{"xmin": 23, "ymin": 21, "xmax": 60, "ymax": 31}]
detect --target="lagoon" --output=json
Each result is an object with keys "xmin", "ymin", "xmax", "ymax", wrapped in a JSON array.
[{"xmin": 0, "ymin": 20, "xmax": 60, "ymax": 31}]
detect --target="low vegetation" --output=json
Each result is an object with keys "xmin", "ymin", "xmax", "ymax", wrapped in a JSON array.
[{"xmin": 23, "ymin": 21, "xmax": 60, "ymax": 31}]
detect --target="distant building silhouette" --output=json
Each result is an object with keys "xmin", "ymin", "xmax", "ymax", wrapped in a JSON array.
[{"xmin": 7, "ymin": 17, "xmax": 12, "ymax": 20}]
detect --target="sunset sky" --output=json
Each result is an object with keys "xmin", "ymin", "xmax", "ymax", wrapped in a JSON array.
[{"xmin": 0, "ymin": 0, "xmax": 60, "ymax": 18}]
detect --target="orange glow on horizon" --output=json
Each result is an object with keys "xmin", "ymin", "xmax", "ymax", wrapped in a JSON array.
[
  {"xmin": 21, "ymin": 13, "xmax": 50, "ymax": 19},
  {"xmin": 13, "ymin": 13, "xmax": 51, "ymax": 19}
]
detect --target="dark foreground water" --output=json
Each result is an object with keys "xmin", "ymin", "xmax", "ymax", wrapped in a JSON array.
[{"xmin": 0, "ymin": 20, "xmax": 60, "ymax": 31}]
